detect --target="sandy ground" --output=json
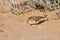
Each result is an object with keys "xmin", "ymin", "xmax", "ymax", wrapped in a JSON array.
[
  {"xmin": 0, "ymin": 8, "xmax": 60, "ymax": 40},
  {"xmin": 0, "ymin": 0, "xmax": 60, "ymax": 39}
]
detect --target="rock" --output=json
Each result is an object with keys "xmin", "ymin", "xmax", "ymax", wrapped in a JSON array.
[
  {"xmin": 0, "ymin": 30, "xmax": 4, "ymax": 32},
  {"xmin": 56, "ymin": 11, "xmax": 60, "ymax": 18}
]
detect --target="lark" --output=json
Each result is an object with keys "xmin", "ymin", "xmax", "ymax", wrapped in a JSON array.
[{"xmin": 27, "ymin": 16, "xmax": 47, "ymax": 25}]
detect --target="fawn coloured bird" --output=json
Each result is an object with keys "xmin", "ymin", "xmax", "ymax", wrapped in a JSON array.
[{"xmin": 27, "ymin": 16, "xmax": 47, "ymax": 25}]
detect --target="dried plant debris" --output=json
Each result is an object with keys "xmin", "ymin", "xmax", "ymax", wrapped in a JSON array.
[
  {"xmin": 1, "ymin": 0, "xmax": 60, "ymax": 15},
  {"xmin": 26, "ymin": 0, "xmax": 60, "ymax": 11},
  {"xmin": 44, "ymin": 11, "xmax": 60, "ymax": 20},
  {"xmin": 27, "ymin": 0, "xmax": 46, "ymax": 11},
  {"xmin": 7, "ymin": 0, "xmax": 32, "ymax": 15},
  {"xmin": 27, "ymin": 16, "xmax": 47, "ymax": 25},
  {"xmin": 56, "ymin": 11, "xmax": 60, "ymax": 18}
]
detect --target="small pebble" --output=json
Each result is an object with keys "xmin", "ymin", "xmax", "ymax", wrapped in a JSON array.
[{"xmin": 0, "ymin": 30, "xmax": 4, "ymax": 32}]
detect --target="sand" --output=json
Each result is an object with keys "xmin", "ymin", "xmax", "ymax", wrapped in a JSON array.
[{"xmin": 0, "ymin": 8, "xmax": 60, "ymax": 40}]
